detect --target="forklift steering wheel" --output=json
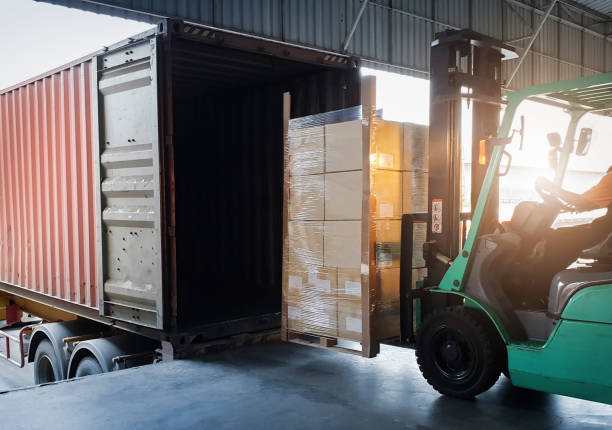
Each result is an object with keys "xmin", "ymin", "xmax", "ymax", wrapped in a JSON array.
[{"xmin": 534, "ymin": 176, "xmax": 575, "ymax": 212}]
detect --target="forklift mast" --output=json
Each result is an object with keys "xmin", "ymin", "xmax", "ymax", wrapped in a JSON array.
[
  {"xmin": 402, "ymin": 30, "xmax": 516, "ymax": 342},
  {"xmin": 427, "ymin": 29, "xmax": 515, "ymax": 284}
]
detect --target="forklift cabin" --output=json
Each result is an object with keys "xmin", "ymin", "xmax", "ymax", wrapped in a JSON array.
[{"xmin": 411, "ymin": 71, "xmax": 612, "ymax": 404}]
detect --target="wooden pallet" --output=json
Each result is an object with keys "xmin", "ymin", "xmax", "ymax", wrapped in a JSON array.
[
  {"xmin": 286, "ymin": 330, "xmax": 363, "ymax": 356},
  {"xmin": 169, "ymin": 329, "xmax": 280, "ymax": 359}
]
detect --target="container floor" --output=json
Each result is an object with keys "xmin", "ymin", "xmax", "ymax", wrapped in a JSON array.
[{"xmin": 2, "ymin": 341, "xmax": 611, "ymax": 429}]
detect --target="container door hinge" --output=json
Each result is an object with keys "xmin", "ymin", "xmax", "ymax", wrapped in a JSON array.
[
  {"xmin": 167, "ymin": 226, "xmax": 176, "ymax": 237},
  {"xmin": 165, "ymin": 135, "xmax": 173, "ymax": 146}
]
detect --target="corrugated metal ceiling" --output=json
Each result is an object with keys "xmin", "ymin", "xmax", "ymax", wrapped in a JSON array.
[
  {"xmin": 571, "ymin": 0, "xmax": 612, "ymax": 18},
  {"xmin": 35, "ymin": 0, "xmax": 612, "ymax": 89}
]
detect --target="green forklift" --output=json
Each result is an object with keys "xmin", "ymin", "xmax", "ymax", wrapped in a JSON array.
[{"xmin": 413, "ymin": 71, "xmax": 612, "ymax": 405}]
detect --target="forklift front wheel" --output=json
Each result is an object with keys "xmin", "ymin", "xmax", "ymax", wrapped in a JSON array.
[{"xmin": 416, "ymin": 306, "xmax": 503, "ymax": 399}]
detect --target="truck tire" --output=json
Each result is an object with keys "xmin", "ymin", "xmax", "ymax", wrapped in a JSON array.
[
  {"xmin": 34, "ymin": 340, "xmax": 62, "ymax": 384},
  {"xmin": 74, "ymin": 356, "xmax": 103, "ymax": 377},
  {"xmin": 416, "ymin": 306, "xmax": 502, "ymax": 399}
]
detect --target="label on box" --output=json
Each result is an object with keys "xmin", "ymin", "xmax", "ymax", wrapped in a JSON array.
[
  {"xmin": 308, "ymin": 272, "xmax": 331, "ymax": 293},
  {"xmin": 346, "ymin": 317, "xmax": 362, "ymax": 333},
  {"xmin": 378, "ymin": 260, "xmax": 392, "ymax": 268},
  {"xmin": 379, "ymin": 203, "xmax": 394, "ymax": 218},
  {"xmin": 378, "ymin": 153, "xmax": 394, "ymax": 169},
  {"xmin": 288, "ymin": 306, "xmax": 299, "ymax": 320},
  {"xmin": 376, "ymin": 242, "xmax": 400, "ymax": 268},
  {"xmin": 288, "ymin": 275, "xmax": 303, "ymax": 290},
  {"xmin": 345, "ymin": 281, "xmax": 361, "ymax": 296}
]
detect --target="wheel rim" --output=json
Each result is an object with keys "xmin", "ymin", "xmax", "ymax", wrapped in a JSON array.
[
  {"xmin": 430, "ymin": 324, "xmax": 479, "ymax": 384},
  {"xmin": 37, "ymin": 355, "xmax": 56, "ymax": 383}
]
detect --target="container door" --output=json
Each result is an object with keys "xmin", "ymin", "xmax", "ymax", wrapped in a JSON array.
[{"xmin": 93, "ymin": 38, "xmax": 164, "ymax": 329}]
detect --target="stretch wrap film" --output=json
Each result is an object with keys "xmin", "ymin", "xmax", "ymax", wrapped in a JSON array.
[{"xmin": 283, "ymin": 106, "xmax": 428, "ymax": 344}]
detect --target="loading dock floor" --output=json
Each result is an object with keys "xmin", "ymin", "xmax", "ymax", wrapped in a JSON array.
[{"xmin": 2, "ymin": 341, "xmax": 611, "ymax": 429}]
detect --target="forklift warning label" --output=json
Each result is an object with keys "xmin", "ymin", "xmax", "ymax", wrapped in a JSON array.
[{"xmin": 432, "ymin": 199, "xmax": 443, "ymax": 234}]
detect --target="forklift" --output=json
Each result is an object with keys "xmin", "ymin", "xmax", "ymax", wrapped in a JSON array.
[{"xmin": 404, "ymin": 30, "xmax": 612, "ymax": 404}]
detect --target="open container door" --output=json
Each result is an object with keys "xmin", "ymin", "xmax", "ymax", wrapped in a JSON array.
[{"xmin": 93, "ymin": 37, "xmax": 165, "ymax": 329}]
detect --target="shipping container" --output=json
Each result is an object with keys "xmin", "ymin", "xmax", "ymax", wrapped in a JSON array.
[{"xmin": 0, "ymin": 20, "xmax": 361, "ymax": 353}]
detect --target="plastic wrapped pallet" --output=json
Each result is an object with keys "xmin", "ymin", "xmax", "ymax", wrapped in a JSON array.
[{"xmin": 282, "ymin": 105, "xmax": 428, "ymax": 352}]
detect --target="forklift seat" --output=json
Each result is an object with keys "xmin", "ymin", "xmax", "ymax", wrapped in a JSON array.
[
  {"xmin": 548, "ymin": 234, "xmax": 612, "ymax": 318},
  {"xmin": 547, "ymin": 268, "xmax": 612, "ymax": 319}
]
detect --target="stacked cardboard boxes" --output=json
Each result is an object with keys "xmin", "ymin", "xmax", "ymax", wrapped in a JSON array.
[
  {"xmin": 369, "ymin": 121, "xmax": 428, "ymax": 340},
  {"xmin": 284, "ymin": 113, "xmax": 428, "ymax": 344}
]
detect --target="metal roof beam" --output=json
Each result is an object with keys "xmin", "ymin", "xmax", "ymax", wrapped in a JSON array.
[
  {"xmin": 506, "ymin": 0, "xmax": 558, "ymax": 88},
  {"xmin": 503, "ymin": 0, "xmax": 611, "ymax": 40},
  {"xmin": 369, "ymin": 0, "xmax": 602, "ymax": 79},
  {"xmin": 558, "ymin": 0, "xmax": 611, "ymax": 21},
  {"xmin": 343, "ymin": 0, "xmax": 370, "ymax": 52}
]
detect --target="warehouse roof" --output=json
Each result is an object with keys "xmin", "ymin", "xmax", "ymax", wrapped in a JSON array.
[{"xmin": 572, "ymin": 0, "xmax": 612, "ymax": 19}]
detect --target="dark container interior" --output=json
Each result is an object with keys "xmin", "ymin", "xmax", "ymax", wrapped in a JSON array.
[{"xmin": 170, "ymin": 35, "xmax": 360, "ymax": 331}]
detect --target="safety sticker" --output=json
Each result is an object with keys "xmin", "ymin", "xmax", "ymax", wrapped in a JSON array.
[{"xmin": 432, "ymin": 199, "xmax": 443, "ymax": 234}]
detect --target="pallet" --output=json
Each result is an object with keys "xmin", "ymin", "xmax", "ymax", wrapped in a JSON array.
[
  {"xmin": 286, "ymin": 330, "xmax": 364, "ymax": 356},
  {"xmin": 169, "ymin": 329, "xmax": 280, "ymax": 359}
]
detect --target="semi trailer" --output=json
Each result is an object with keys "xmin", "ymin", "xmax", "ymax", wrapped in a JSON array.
[{"xmin": 0, "ymin": 20, "xmax": 361, "ymax": 383}]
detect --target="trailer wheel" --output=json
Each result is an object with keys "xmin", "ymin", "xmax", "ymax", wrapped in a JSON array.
[
  {"xmin": 34, "ymin": 340, "xmax": 62, "ymax": 384},
  {"xmin": 416, "ymin": 307, "xmax": 502, "ymax": 399},
  {"xmin": 74, "ymin": 356, "xmax": 103, "ymax": 377}
]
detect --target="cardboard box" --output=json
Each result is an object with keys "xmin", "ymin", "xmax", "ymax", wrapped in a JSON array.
[
  {"xmin": 403, "ymin": 123, "xmax": 428, "ymax": 171},
  {"xmin": 325, "ymin": 120, "xmax": 363, "ymax": 172},
  {"xmin": 377, "ymin": 268, "xmax": 400, "ymax": 303},
  {"xmin": 288, "ymin": 174, "xmax": 324, "ymax": 220},
  {"xmin": 375, "ymin": 242, "xmax": 400, "ymax": 269},
  {"xmin": 324, "ymin": 171, "xmax": 363, "ymax": 220},
  {"xmin": 338, "ymin": 298, "xmax": 362, "ymax": 341},
  {"xmin": 338, "ymin": 268, "xmax": 362, "ymax": 299},
  {"xmin": 402, "ymin": 171, "xmax": 428, "ymax": 214},
  {"xmin": 374, "ymin": 267, "xmax": 427, "ymax": 304},
  {"xmin": 286, "ymin": 263, "xmax": 337, "ymax": 297},
  {"xmin": 287, "ymin": 125, "xmax": 324, "ymax": 175},
  {"xmin": 374, "ymin": 302, "xmax": 400, "ymax": 340},
  {"xmin": 371, "ymin": 120, "xmax": 403, "ymax": 171},
  {"xmin": 287, "ymin": 298, "xmax": 338, "ymax": 338},
  {"xmin": 374, "ymin": 219, "xmax": 401, "ymax": 242},
  {"xmin": 371, "ymin": 170, "xmax": 402, "ymax": 219},
  {"xmin": 374, "ymin": 220, "xmax": 400, "ymax": 269},
  {"xmin": 372, "ymin": 220, "xmax": 425, "ymax": 268},
  {"xmin": 287, "ymin": 221, "xmax": 323, "ymax": 267},
  {"xmin": 323, "ymin": 220, "xmax": 361, "ymax": 269}
]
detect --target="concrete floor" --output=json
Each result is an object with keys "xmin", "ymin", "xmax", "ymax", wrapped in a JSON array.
[
  {"xmin": 1, "ymin": 341, "xmax": 611, "ymax": 429},
  {"xmin": 0, "ymin": 359, "xmax": 33, "ymax": 391}
]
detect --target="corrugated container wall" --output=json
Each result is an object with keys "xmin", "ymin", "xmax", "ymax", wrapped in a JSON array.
[
  {"xmin": 0, "ymin": 24, "xmax": 360, "ymax": 338},
  {"xmin": 0, "ymin": 62, "xmax": 99, "ymax": 308},
  {"xmin": 41, "ymin": 0, "xmax": 611, "ymax": 89}
]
